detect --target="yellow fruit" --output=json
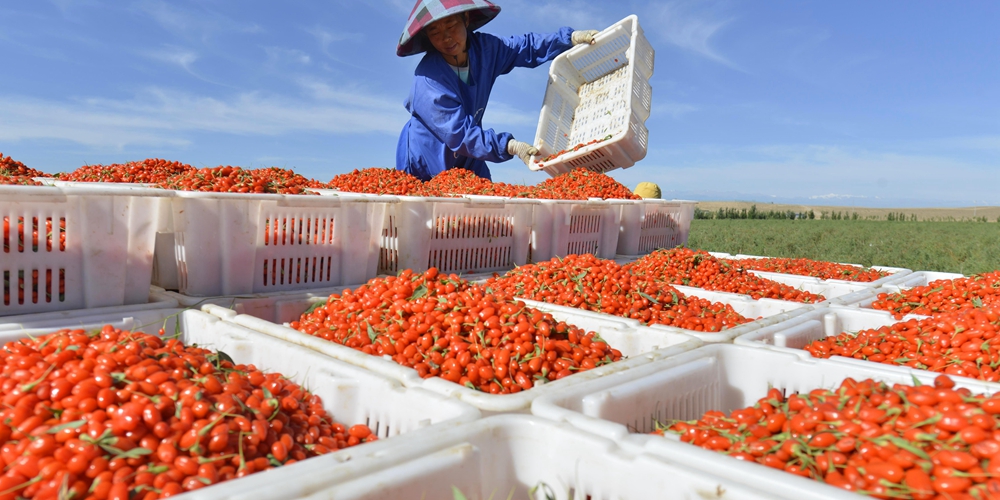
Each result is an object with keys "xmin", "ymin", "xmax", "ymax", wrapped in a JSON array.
[{"xmin": 633, "ymin": 181, "xmax": 661, "ymax": 199}]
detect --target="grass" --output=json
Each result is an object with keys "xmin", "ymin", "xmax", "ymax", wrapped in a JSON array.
[{"xmin": 686, "ymin": 219, "xmax": 1000, "ymax": 275}]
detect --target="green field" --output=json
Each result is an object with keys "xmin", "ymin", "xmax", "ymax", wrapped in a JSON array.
[{"xmin": 686, "ymin": 219, "xmax": 1000, "ymax": 275}]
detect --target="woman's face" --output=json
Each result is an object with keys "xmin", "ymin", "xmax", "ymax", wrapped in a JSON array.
[{"xmin": 425, "ymin": 14, "xmax": 467, "ymax": 60}]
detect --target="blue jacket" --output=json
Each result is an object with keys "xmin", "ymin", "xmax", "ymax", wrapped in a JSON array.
[{"xmin": 396, "ymin": 27, "xmax": 574, "ymax": 181}]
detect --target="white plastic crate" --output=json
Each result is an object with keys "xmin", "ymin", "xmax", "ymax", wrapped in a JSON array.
[
  {"xmin": 530, "ymin": 15, "xmax": 653, "ymax": 176},
  {"xmin": 711, "ymin": 252, "xmax": 912, "ymax": 288},
  {"xmin": 530, "ymin": 344, "xmax": 1000, "ymax": 500},
  {"xmin": 149, "ymin": 284, "xmax": 348, "ymax": 324},
  {"xmin": 314, "ymin": 191, "xmax": 536, "ymax": 276},
  {"xmin": 741, "ymin": 269, "xmax": 872, "ymax": 300},
  {"xmin": 531, "ymin": 199, "xmax": 623, "ymax": 261},
  {"xmin": 205, "ymin": 297, "xmax": 702, "ymax": 415},
  {"xmin": 827, "ymin": 270, "xmax": 967, "ymax": 311},
  {"xmin": 734, "ymin": 305, "xmax": 1000, "ymax": 389},
  {"xmin": 43, "ymin": 179, "xmax": 157, "ymax": 188},
  {"xmin": 880, "ymin": 269, "xmax": 965, "ymax": 288},
  {"xmin": 184, "ymin": 415, "xmax": 778, "ymax": 500},
  {"xmin": 513, "ymin": 284, "xmax": 816, "ymax": 344},
  {"xmin": 617, "ymin": 199, "xmax": 695, "ymax": 255},
  {"xmin": 153, "ymin": 191, "xmax": 394, "ymax": 296},
  {"xmin": 0, "ymin": 292, "xmax": 177, "ymax": 331},
  {"xmin": 0, "ymin": 305, "xmax": 185, "ymax": 338},
  {"xmin": 733, "ymin": 305, "xmax": 929, "ymax": 350},
  {"xmin": 1, "ymin": 185, "xmax": 170, "ymax": 316},
  {"xmin": 32, "ymin": 177, "xmax": 57, "ymax": 186},
  {"xmin": 1, "ymin": 308, "xmax": 480, "ymax": 500},
  {"xmin": 618, "ymin": 253, "xmax": 870, "ymax": 302}
]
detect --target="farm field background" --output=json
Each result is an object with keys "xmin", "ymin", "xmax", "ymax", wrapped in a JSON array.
[
  {"xmin": 694, "ymin": 201, "xmax": 1000, "ymax": 222},
  {"xmin": 687, "ymin": 217, "xmax": 998, "ymax": 275}
]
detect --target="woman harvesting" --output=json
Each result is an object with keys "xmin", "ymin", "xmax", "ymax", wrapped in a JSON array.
[{"xmin": 394, "ymin": 0, "xmax": 597, "ymax": 181}]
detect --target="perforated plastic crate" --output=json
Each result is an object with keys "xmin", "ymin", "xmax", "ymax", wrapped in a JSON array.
[
  {"xmin": 206, "ymin": 297, "xmax": 701, "ymax": 415},
  {"xmin": 153, "ymin": 191, "xmax": 394, "ymax": 296},
  {"xmin": 617, "ymin": 253, "xmax": 874, "ymax": 302},
  {"xmin": 511, "ymin": 284, "xmax": 816, "ymax": 344},
  {"xmin": 43, "ymin": 179, "xmax": 157, "ymax": 188},
  {"xmin": 313, "ymin": 191, "xmax": 536, "ymax": 276},
  {"xmin": 617, "ymin": 199, "xmax": 695, "ymax": 255},
  {"xmin": 821, "ymin": 270, "xmax": 967, "ymax": 310},
  {"xmin": 1, "ymin": 308, "xmax": 480, "ymax": 499},
  {"xmin": 149, "ymin": 284, "xmax": 348, "ymax": 324},
  {"xmin": 531, "ymin": 15, "xmax": 653, "ymax": 176},
  {"xmin": 530, "ymin": 344, "xmax": 999, "ymax": 500},
  {"xmin": 0, "ymin": 292, "xmax": 177, "ymax": 331},
  {"xmin": 531, "ymin": 199, "xmax": 623, "ymax": 262},
  {"xmin": 182, "ymin": 415, "xmax": 778, "ymax": 500},
  {"xmin": 1, "ymin": 185, "xmax": 170, "ymax": 316},
  {"xmin": 709, "ymin": 252, "xmax": 913, "ymax": 288},
  {"xmin": 880, "ymin": 270, "xmax": 965, "ymax": 288},
  {"xmin": 734, "ymin": 305, "xmax": 1000, "ymax": 390},
  {"xmin": 733, "ymin": 305, "xmax": 928, "ymax": 351}
]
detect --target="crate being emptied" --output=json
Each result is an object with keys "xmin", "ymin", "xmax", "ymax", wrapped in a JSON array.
[{"xmin": 531, "ymin": 15, "xmax": 654, "ymax": 176}]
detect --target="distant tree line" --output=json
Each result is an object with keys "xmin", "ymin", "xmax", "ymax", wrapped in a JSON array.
[
  {"xmin": 694, "ymin": 205, "xmax": 998, "ymax": 222},
  {"xmin": 694, "ymin": 206, "xmax": 804, "ymax": 220}
]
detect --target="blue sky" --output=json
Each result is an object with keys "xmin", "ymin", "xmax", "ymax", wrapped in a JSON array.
[{"xmin": 0, "ymin": 1, "xmax": 997, "ymax": 207}]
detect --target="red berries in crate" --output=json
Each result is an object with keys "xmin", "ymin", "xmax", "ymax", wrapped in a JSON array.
[
  {"xmin": 624, "ymin": 248, "xmax": 826, "ymax": 303},
  {"xmin": 729, "ymin": 257, "xmax": 890, "ymax": 283},
  {"xmin": 659, "ymin": 375, "xmax": 1000, "ymax": 498},
  {"xmin": 805, "ymin": 308, "xmax": 1000, "ymax": 382},
  {"xmin": 872, "ymin": 271, "xmax": 1000, "ymax": 318},
  {"xmin": 485, "ymin": 254, "xmax": 750, "ymax": 332},
  {"xmin": 158, "ymin": 166, "xmax": 326, "ymax": 194},
  {"xmin": 0, "ymin": 153, "xmax": 47, "ymax": 178},
  {"xmin": 326, "ymin": 167, "xmax": 639, "ymax": 200},
  {"xmin": 59, "ymin": 159, "xmax": 194, "ymax": 184},
  {"xmin": 0, "ymin": 325, "xmax": 372, "ymax": 499},
  {"xmin": 290, "ymin": 268, "xmax": 623, "ymax": 394},
  {"xmin": 327, "ymin": 168, "xmax": 423, "ymax": 196}
]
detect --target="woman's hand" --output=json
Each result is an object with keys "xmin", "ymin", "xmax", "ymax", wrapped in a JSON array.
[
  {"xmin": 507, "ymin": 139, "xmax": 539, "ymax": 166},
  {"xmin": 571, "ymin": 30, "xmax": 600, "ymax": 45}
]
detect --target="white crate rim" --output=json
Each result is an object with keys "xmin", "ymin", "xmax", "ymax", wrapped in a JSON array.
[
  {"xmin": 206, "ymin": 298, "xmax": 704, "ymax": 414},
  {"xmin": 530, "ymin": 342, "xmax": 1000, "ymax": 500},
  {"xmin": 0, "ymin": 307, "xmax": 482, "ymax": 500}
]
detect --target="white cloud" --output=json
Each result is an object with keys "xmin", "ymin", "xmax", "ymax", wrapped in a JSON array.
[
  {"xmin": 137, "ymin": 45, "xmax": 236, "ymax": 87},
  {"xmin": 377, "ymin": 0, "xmax": 611, "ymax": 35},
  {"xmin": 130, "ymin": 0, "xmax": 262, "ymax": 41},
  {"xmin": 933, "ymin": 135, "xmax": 1000, "ymax": 152},
  {"xmin": 652, "ymin": 101, "xmax": 698, "ymax": 119},
  {"xmin": 304, "ymin": 27, "xmax": 371, "ymax": 71},
  {"xmin": 810, "ymin": 193, "xmax": 870, "ymax": 200},
  {"xmin": 306, "ymin": 27, "xmax": 365, "ymax": 53},
  {"xmin": 49, "ymin": 0, "xmax": 101, "ymax": 16},
  {"xmin": 529, "ymin": 1, "xmax": 610, "ymax": 33},
  {"xmin": 0, "ymin": 87, "xmax": 409, "ymax": 149},
  {"xmin": 786, "ymin": 29, "xmax": 831, "ymax": 59},
  {"xmin": 142, "ymin": 45, "xmax": 199, "ymax": 72},
  {"xmin": 606, "ymin": 142, "xmax": 1000, "ymax": 205},
  {"xmin": 481, "ymin": 101, "xmax": 537, "ymax": 128},
  {"xmin": 380, "ymin": 0, "xmax": 414, "ymax": 16},
  {"xmin": 296, "ymin": 78, "xmax": 401, "ymax": 112},
  {"xmin": 264, "ymin": 47, "xmax": 312, "ymax": 65},
  {"xmin": 646, "ymin": 1, "xmax": 742, "ymax": 71}
]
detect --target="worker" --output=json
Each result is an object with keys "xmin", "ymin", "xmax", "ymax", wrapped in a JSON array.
[
  {"xmin": 633, "ymin": 181, "xmax": 661, "ymax": 199},
  {"xmin": 394, "ymin": 0, "xmax": 599, "ymax": 181}
]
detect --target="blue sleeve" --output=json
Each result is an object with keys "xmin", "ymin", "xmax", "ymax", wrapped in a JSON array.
[
  {"xmin": 411, "ymin": 74, "xmax": 514, "ymax": 163},
  {"xmin": 494, "ymin": 26, "xmax": 574, "ymax": 75}
]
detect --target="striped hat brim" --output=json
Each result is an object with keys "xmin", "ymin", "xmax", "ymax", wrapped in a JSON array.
[{"xmin": 397, "ymin": 0, "xmax": 501, "ymax": 57}]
